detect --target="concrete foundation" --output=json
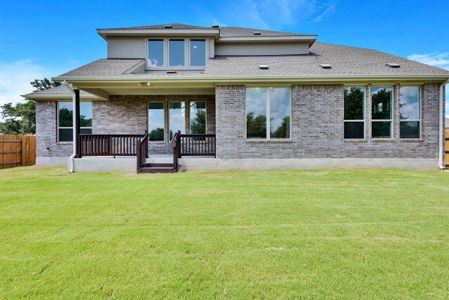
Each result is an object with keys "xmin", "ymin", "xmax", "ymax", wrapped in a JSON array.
[{"xmin": 69, "ymin": 157, "xmax": 439, "ymax": 173}]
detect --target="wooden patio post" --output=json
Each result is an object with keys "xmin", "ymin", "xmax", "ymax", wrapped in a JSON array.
[{"xmin": 74, "ymin": 89, "xmax": 81, "ymax": 158}]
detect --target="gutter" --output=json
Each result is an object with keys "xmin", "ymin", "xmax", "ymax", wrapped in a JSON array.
[
  {"xmin": 439, "ymin": 80, "xmax": 448, "ymax": 170},
  {"xmin": 53, "ymin": 74, "xmax": 449, "ymax": 83}
]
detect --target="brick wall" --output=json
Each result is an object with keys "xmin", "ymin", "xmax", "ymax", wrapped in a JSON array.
[
  {"xmin": 36, "ymin": 101, "xmax": 72, "ymax": 157},
  {"xmin": 215, "ymin": 84, "xmax": 441, "ymax": 159}
]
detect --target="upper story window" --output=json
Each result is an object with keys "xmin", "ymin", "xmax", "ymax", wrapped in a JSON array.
[
  {"xmin": 148, "ymin": 39, "xmax": 164, "ymax": 67},
  {"xmin": 190, "ymin": 40, "xmax": 206, "ymax": 67},
  {"xmin": 169, "ymin": 39, "xmax": 185, "ymax": 67},
  {"xmin": 147, "ymin": 38, "xmax": 206, "ymax": 69}
]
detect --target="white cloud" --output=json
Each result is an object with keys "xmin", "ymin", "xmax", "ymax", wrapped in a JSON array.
[
  {"xmin": 407, "ymin": 52, "xmax": 449, "ymax": 70},
  {"xmin": 201, "ymin": 0, "xmax": 337, "ymax": 30},
  {"xmin": 0, "ymin": 60, "xmax": 53, "ymax": 107}
]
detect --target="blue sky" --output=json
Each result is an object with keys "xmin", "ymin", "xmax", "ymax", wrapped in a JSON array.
[{"xmin": 0, "ymin": 0, "xmax": 448, "ymax": 111}]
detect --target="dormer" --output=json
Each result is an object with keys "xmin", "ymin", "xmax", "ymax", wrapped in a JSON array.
[
  {"xmin": 97, "ymin": 23, "xmax": 219, "ymax": 70},
  {"xmin": 97, "ymin": 23, "xmax": 317, "ymax": 70}
]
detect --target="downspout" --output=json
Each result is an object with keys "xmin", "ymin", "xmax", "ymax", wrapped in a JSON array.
[
  {"xmin": 64, "ymin": 82, "xmax": 76, "ymax": 173},
  {"xmin": 439, "ymin": 81, "xmax": 448, "ymax": 170}
]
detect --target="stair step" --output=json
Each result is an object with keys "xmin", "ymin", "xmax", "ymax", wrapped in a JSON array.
[
  {"xmin": 139, "ymin": 166, "xmax": 176, "ymax": 173},
  {"xmin": 142, "ymin": 163, "xmax": 174, "ymax": 168}
]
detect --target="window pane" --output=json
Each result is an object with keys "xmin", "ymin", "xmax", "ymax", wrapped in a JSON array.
[
  {"xmin": 59, "ymin": 128, "xmax": 73, "ymax": 142},
  {"xmin": 148, "ymin": 40, "xmax": 164, "ymax": 67},
  {"xmin": 169, "ymin": 39, "xmax": 185, "ymax": 67},
  {"xmin": 246, "ymin": 88, "xmax": 267, "ymax": 139},
  {"xmin": 344, "ymin": 87, "xmax": 364, "ymax": 120},
  {"xmin": 190, "ymin": 39, "xmax": 205, "ymax": 67},
  {"xmin": 80, "ymin": 102, "xmax": 92, "ymax": 127},
  {"xmin": 344, "ymin": 122, "xmax": 364, "ymax": 139},
  {"xmin": 372, "ymin": 121, "xmax": 391, "ymax": 138},
  {"xmin": 400, "ymin": 86, "xmax": 420, "ymax": 120},
  {"xmin": 148, "ymin": 103, "xmax": 165, "ymax": 141},
  {"xmin": 270, "ymin": 88, "xmax": 290, "ymax": 139},
  {"xmin": 190, "ymin": 102, "xmax": 206, "ymax": 134},
  {"xmin": 169, "ymin": 102, "xmax": 185, "ymax": 139},
  {"xmin": 400, "ymin": 121, "xmax": 420, "ymax": 138},
  {"xmin": 372, "ymin": 87, "xmax": 392, "ymax": 120},
  {"xmin": 58, "ymin": 102, "xmax": 73, "ymax": 127}
]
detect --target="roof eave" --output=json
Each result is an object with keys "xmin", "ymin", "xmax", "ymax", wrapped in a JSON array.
[
  {"xmin": 97, "ymin": 29, "xmax": 220, "ymax": 39},
  {"xmin": 53, "ymin": 74, "xmax": 449, "ymax": 84}
]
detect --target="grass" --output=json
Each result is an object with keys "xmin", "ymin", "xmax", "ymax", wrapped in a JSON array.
[{"xmin": 0, "ymin": 166, "xmax": 449, "ymax": 299}]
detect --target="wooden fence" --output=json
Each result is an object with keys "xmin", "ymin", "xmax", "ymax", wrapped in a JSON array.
[
  {"xmin": 446, "ymin": 129, "xmax": 449, "ymax": 167},
  {"xmin": 0, "ymin": 135, "xmax": 36, "ymax": 169}
]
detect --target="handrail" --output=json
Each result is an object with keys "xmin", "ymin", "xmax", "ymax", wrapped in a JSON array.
[{"xmin": 136, "ymin": 131, "xmax": 148, "ymax": 173}]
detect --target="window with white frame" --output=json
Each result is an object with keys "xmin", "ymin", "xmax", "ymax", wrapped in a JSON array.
[
  {"xmin": 148, "ymin": 102, "xmax": 165, "ymax": 141},
  {"xmin": 371, "ymin": 86, "xmax": 393, "ymax": 138},
  {"xmin": 399, "ymin": 86, "xmax": 421, "ymax": 139},
  {"xmin": 246, "ymin": 87, "xmax": 291, "ymax": 140},
  {"xmin": 344, "ymin": 87, "xmax": 365, "ymax": 139},
  {"xmin": 57, "ymin": 101, "xmax": 92, "ymax": 142},
  {"xmin": 190, "ymin": 101, "xmax": 206, "ymax": 134},
  {"xmin": 147, "ymin": 38, "xmax": 206, "ymax": 69},
  {"xmin": 169, "ymin": 101, "xmax": 186, "ymax": 140}
]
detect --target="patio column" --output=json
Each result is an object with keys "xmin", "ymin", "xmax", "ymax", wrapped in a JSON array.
[{"xmin": 74, "ymin": 89, "xmax": 81, "ymax": 158}]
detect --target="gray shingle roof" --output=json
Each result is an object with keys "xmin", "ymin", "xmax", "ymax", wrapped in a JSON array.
[
  {"xmin": 23, "ymin": 85, "xmax": 102, "ymax": 100},
  {"xmin": 54, "ymin": 42, "xmax": 449, "ymax": 81},
  {"xmin": 219, "ymin": 26, "xmax": 314, "ymax": 38},
  {"xmin": 98, "ymin": 23, "xmax": 212, "ymax": 31}
]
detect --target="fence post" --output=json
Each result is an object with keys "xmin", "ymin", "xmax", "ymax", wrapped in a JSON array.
[{"xmin": 21, "ymin": 138, "xmax": 26, "ymax": 166}]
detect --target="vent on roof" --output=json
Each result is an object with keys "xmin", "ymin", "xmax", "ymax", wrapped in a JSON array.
[
  {"xmin": 163, "ymin": 24, "xmax": 173, "ymax": 29},
  {"xmin": 253, "ymin": 31, "xmax": 262, "ymax": 35},
  {"xmin": 258, "ymin": 65, "xmax": 269, "ymax": 70},
  {"xmin": 166, "ymin": 71, "xmax": 177, "ymax": 74},
  {"xmin": 319, "ymin": 64, "xmax": 332, "ymax": 69},
  {"xmin": 385, "ymin": 63, "xmax": 400, "ymax": 68},
  {"xmin": 211, "ymin": 25, "xmax": 220, "ymax": 28}
]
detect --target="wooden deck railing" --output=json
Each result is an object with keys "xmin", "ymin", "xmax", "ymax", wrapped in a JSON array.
[
  {"xmin": 77, "ymin": 134, "xmax": 144, "ymax": 157},
  {"xmin": 179, "ymin": 133, "xmax": 216, "ymax": 157}
]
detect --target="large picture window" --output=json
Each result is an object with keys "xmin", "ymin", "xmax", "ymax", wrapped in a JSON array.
[
  {"xmin": 246, "ymin": 87, "xmax": 291, "ymax": 140},
  {"xmin": 57, "ymin": 101, "xmax": 92, "ymax": 142},
  {"xmin": 190, "ymin": 101, "xmax": 206, "ymax": 134},
  {"xmin": 148, "ymin": 103, "xmax": 165, "ymax": 141},
  {"xmin": 169, "ymin": 101, "xmax": 185, "ymax": 139},
  {"xmin": 399, "ymin": 86, "xmax": 421, "ymax": 139},
  {"xmin": 344, "ymin": 87, "xmax": 365, "ymax": 139},
  {"xmin": 371, "ymin": 86, "xmax": 393, "ymax": 138}
]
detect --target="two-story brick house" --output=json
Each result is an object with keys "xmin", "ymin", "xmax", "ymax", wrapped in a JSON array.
[{"xmin": 24, "ymin": 23, "xmax": 449, "ymax": 172}]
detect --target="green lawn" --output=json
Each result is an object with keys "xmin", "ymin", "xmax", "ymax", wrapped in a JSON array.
[{"xmin": 1, "ymin": 167, "xmax": 449, "ymax": 299}]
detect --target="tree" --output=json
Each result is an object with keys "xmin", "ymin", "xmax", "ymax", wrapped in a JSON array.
[
  {"xmin": 0, "ymin": 78, "xmax": 59, "ymax": 135},
  {"xmin": 30, "ymin": 78, "xmax": 60, "ymax": 91},
  {"xmin": 0, "ymin": 101, "xmax": 36, "ymax": 135}
]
